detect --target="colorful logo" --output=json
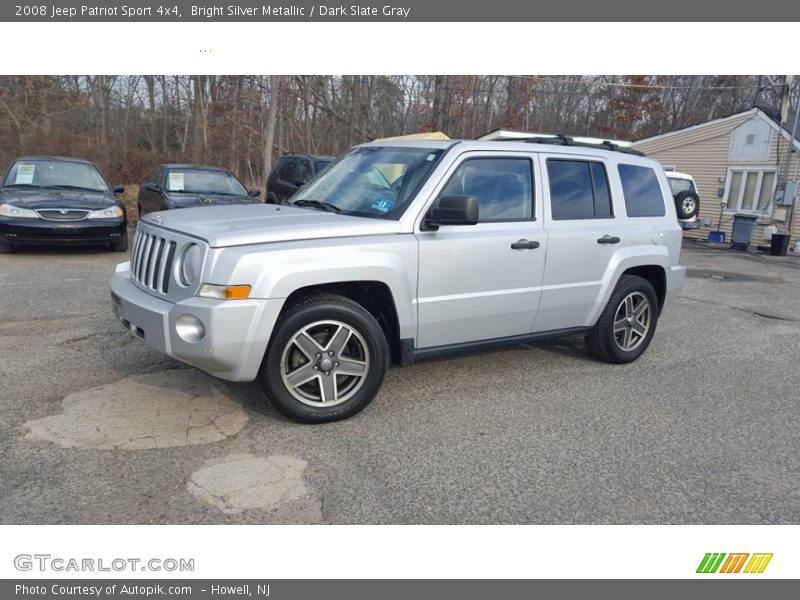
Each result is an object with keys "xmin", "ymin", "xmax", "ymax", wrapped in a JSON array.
[{"xmin": 696, "ymin": 553, "xmax": 773, "ymax": 574}]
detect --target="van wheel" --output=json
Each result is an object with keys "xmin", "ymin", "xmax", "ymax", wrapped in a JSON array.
[
  {"xmin": 674, "ymin": 190, "xmax": 699, "ymax": 219},
  {"xmin": 259, "ymin": 294, "xmax": 389, "ymax": 423},
  {"xmin": 586, "ymin": 275, "xmax": 658, "ymax": 364}
]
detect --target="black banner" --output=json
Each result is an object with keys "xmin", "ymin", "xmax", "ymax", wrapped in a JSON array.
[
  {"xmin": 3, "ymin": 580, "xmax": 799, "ymax": 599},
  {"xmin": 3, "ymin": 0, "xmax": 799, "ymax": 22}
]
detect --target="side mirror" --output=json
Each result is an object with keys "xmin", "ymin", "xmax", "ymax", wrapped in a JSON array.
[
  {"xmin": 425, "ymin": 195, "xmax": 479, "ymax": 227},
  {"xmin": 248, "ymin": 189, "xmax": 261, "ymax": 197},
  {"xmin": 294, "ymin": 179, "xmax": 309, "ymax": 188},
  {"xmin": 112, "ymin": 185, "xmax": 125, "ymax": 194},
  {"xmin": 144, "ymin": 182, "xmax": 161, "ymax": 193}
]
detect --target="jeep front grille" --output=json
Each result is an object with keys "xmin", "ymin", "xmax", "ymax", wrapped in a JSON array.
[{"xmin": 131, "ymin": 229, "xmax": 176, "ymax": 293}]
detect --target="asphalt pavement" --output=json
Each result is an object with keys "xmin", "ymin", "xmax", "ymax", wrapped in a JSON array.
[{"xmin": 1, "ymin": 235, "xmax": 799, "ymax": 524}]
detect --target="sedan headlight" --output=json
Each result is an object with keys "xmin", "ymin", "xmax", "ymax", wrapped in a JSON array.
[
  {"xmin": 179, "ymin": 243, "xmax": 203, "ymax": 286},
  {"xmin": 87, "ymin": 205, "xmax": 124, "ymax": 219},
  {"xmin": 0, "ymin": 203, "xmax": 39, "ymax": 218}
]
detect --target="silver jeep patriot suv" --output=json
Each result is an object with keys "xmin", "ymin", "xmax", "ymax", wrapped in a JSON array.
[{"xmin": 110, "ymin": 137, "xmax": 686, "ymax": 423}]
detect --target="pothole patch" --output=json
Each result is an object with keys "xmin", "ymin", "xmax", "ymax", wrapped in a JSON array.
[
  {"xmin": 187, "ymin": 454, "xmax": 311, "ymax": 514},
  {"xmin": 23, "ymin": 370, "xmax": 248, "ymax": 449}
]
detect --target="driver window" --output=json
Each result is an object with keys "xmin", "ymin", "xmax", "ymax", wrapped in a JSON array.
[{"xmin": 440, "ymin": 157, "xmax": 534, "ymax": 222}]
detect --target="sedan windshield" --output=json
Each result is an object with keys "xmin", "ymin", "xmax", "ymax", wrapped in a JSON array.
[
  {"xmin": 3, "ymin": 160, "xmax": 109, "ymax": 192},
  {"xmin": 291, "ymin": 146, "xmax": 444, "ymax": 218},
  {"xmin": 165, "ymin": 169, "xmax": 247, "ymax": 196}
]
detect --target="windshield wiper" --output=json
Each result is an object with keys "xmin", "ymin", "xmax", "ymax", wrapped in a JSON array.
[
  {"xmin": 174, "ymin": 190, "xmax": 239, "ymax": 196},
  {"xmin": 3, "ymin": 183, "xmax": 45, "ymax": 188},
  {"xmin": 51, "ymin": 185, "xmax": 105, "ymax": 192},
  {"xmin": 291, "ymin": 199, "xmax": 341, "ymax": 213}
]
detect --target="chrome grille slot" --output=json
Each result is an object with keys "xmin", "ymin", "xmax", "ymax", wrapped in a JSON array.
[{"xmin": 130, "ymin": 228, "xmax": 178, "ymax": 294}]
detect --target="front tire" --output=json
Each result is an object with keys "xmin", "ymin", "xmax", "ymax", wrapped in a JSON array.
[
  {"xmin": 586, "ymin": 275, "xmax": 659, "ymax": 364},
  {"xmin": 259, "ymin": 294, "xmax": 389, "ymax": 423}
]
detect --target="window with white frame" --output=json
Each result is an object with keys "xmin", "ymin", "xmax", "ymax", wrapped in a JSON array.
[{"xmin": 724, "ymin": 168, "xmax": 777, "ymax": 213}]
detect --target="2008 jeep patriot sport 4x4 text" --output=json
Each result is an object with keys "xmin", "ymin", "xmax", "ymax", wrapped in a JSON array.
[{"xmin": 110, "ymin": 137, "xmax": 686, "ymax": 423}]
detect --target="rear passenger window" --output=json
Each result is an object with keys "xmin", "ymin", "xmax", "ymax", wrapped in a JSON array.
[
  {"xmin": 547, "ymin": 159, "xmax": 613, "ymax": 220},
  {"xmin": 440, "ymin": 158, "xmax": 533, "ymax": 222},
  {"xmin": 618, "ymin": 164, "xmax": 666, "ymax": 217}
]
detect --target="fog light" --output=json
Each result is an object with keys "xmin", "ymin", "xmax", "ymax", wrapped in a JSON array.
[{"xmin": 175, "ymin": 314, "xmax": 205, "ymax": 343}]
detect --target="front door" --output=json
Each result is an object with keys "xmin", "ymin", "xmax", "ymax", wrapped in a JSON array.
[{"xmin": 416, "ymin": 154, "xmax": 547, "ymax": 349}]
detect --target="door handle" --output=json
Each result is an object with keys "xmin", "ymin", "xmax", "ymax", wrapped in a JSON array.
[
  {"xmin": 597, "ymin": 235, "xmax": 621, "ymax": 245},
  {"xmin": 510, "ymin": 239, "xmax": 540, "ymax": 250}
]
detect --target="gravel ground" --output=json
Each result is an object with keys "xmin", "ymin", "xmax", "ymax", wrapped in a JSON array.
[{"xmin": 1, "ymin": 235, "xmax": 799, "ymax": 524}]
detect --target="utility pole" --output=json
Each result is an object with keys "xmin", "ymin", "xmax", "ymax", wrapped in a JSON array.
[
  {"xmin": 783, "ymin": 79, "xmax": 800, "ymax": 235},
  {"xmin": 779, "ymin": 75, "xmax": 795, "ymax": 187}
]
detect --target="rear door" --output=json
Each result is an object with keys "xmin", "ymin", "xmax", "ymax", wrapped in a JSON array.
[
  {"xmin": 415, "ymin": 152, "xmax": 547, "ymax": 348},
  {"xmin": 534, "ymin": 154, "xmax": 625, "ymax": 332}
]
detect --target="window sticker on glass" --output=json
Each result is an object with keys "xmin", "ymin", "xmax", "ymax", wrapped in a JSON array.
[
  {"xmin": 168, "ymin": 172, "xmax": 185, "ymax": 191},
  {"xmin": 370, "ymin": 198, "xmax": 394, "ymax": 213},
  {"xmin": 426, "ymin": 153, "xmax": 437, "ymax": 161},
  {"xmin": 15, "ymin": 164, "xmax": 35, "ymax": 185}
]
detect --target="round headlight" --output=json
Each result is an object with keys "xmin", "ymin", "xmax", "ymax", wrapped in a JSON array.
[{"xmin": 179, "ymin": 243, "xmax": 203, "ymax": 286}]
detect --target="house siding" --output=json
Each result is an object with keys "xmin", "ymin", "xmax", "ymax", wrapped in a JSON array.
[{"xmin": 634, "ymin": 112, "xmax": 800, "ymax": 247}]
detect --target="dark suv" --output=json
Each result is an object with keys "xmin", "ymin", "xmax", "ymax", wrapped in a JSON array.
[{"xmin": 266, "ymin": 153, "xmax": 333, "ymax": 204}]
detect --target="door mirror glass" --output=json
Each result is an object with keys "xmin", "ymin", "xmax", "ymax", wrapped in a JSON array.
[
  {"xmin": 248, "ymin": 189, "xmax": 261, "ymax": 197},
  {"xmin": 144, "ymin": 182, "xmax": 161, "ymax": 193},
  {"xmin": 426, "ymin": 195, "xmax": 479, "ymax": 227}
]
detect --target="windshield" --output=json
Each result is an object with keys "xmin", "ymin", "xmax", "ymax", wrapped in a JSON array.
[
  {"xmin": 313, "ymin": 159, "xmax": 332, "ymax": 173},
  {"xmin": 3, "ymin": 160, "xmax": 109, "ymax": 192},
  {"xmin": 668, "ymin": 177, "xmax": 695, "ymax": 195},
  {"xmin": 165, "ymin": 169, "xmax": 247, "ymax": 195},
  {"xmin": 291, "ymin": 146, "xmax": 444, "ymax": 218}
]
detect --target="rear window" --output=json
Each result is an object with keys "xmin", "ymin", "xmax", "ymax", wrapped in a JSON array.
[
  {"xmin": 668, "ymin": 177, "xmax": 695, "ymax": 195},
  {"xmin": 547, "ymin": 159, "xmax": 613, "ymax": 220},
  {"xmin": 618, "ymin": 164, "xmax": 666, "ymax": 217}
]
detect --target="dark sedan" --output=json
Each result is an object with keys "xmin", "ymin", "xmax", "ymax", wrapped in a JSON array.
[
  {"xmin": 0, "ymin": 157, "xmax": 128, "ymax": 253},
  {"xmin": 137, "ymin": 164, "xmax": 261, "ymax": 216}
]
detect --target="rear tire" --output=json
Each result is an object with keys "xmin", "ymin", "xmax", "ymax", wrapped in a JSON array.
[
  {"xmin": 259, "ymin": 294, "xmax": 389, "ymax": 423},
  {"xmin": 586, "ymin": 274, "xmax": 659, "ymax": 364}
]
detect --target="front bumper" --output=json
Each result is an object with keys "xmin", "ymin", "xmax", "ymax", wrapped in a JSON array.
[
  {"xmin": 109, "ymin": 262, "xmax": 284, "ymax": 381},
  {"xmin": 0, "ymin": 216, "xmax": 127, "ymax": 246}
]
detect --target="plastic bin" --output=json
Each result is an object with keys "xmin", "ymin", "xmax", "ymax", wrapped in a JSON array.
[
  {"xmin": 708, "ymin": 231, "xmax": 726, "ymax": 243},
  {"xmin": 730, "ymin": 213, "xmax": 758, "ymax": 250},
  {"xmin": 769, "ymin": 233, "xmax": 790, "ymax": 256}
]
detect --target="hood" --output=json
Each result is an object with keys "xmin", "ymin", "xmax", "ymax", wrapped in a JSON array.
[
  {"xmin": 0, "ymin": 188, "xmax": 117, "ymax": 210},
  {"xmin": 142, "ymin": 204, "xmax": 402, "ymax": 247},
  {"xmin": 164, "ymin": 192, "xmax": 259, "ymax": 207}
]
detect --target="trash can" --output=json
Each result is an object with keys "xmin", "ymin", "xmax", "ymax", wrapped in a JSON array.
[
  {"xmin": 769, "ymin": 232, "xmax": 791, "ymax": 256},
  {"xmin": 730, "ymin": 213, "xmax": 758, "ymax": 250}
]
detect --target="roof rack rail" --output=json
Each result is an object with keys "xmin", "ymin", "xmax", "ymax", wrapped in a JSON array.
[{"xmin": 493, "ymin": 135, "xmax": 645, "ymax": 156}]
